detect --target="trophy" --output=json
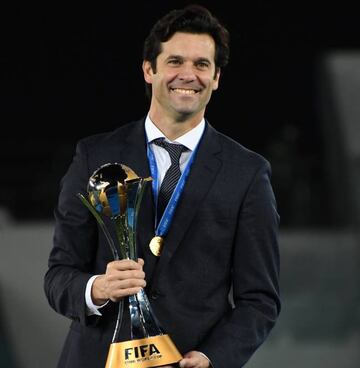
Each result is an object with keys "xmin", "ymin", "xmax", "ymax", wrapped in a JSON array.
[{"xmin": 77, "ymin": 163, "xmax": 182, "ymax": 368}]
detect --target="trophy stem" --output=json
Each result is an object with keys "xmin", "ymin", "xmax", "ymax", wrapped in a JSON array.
[
  {"xmin": 129, "ymin": 294, "xmax": 149, "ymax": 339},
  {"xmin": 77, "ymin": 193, "xmax": 119, "ymax": 260},
  {"xmin": 136, "ymin": 289, "xmax": 164, "ymax": 336},
  {"xmin": 113, "ymin": 215, "xmax": 129, "ymax": 260},
  {"xmin": 111, "ymin": 299, "xmax": 125, "ymax": 343},
  {"xmin": 128, "ymin": 289, "xmax": 164, "ymax": 340}
]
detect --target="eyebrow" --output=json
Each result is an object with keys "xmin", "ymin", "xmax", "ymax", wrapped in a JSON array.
[{"xmin": 165, "ymin": 55, "xmax": 212, "ymax": 64}]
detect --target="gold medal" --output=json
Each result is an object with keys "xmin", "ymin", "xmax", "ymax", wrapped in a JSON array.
[{"xmin": 149, "ymin": 236, "xmax": 164, "ymax": 257}]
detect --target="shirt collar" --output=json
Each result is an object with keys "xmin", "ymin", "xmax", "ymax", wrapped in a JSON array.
[{"xmin": 145, "ymin": 114, "xmax": 205, "ymax": 151}]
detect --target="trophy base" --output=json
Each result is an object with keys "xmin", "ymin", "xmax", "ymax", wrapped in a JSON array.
[{"xmin": 105, "ymin": 334, "xmax": 182, "ymax": 368}]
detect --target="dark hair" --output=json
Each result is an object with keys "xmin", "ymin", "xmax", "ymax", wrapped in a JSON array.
[{"xmin": 143, "ymin": 4, "xmax": 230, "ymax": 97}]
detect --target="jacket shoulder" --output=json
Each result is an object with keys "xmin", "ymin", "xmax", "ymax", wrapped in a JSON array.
[
  {"xmin": 78, "ymin": 118, "xmax": 144, "ymax": 150},
  {"xmin": 212, "ymin": 127, "xmax": 271, "ymax": 170}
]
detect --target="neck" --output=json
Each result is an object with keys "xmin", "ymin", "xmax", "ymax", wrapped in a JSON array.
[{"xmin": 149, "ymin": 112, "xmax": 204, "ymax": 141}]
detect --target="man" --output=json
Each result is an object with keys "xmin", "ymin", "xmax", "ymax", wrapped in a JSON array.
[{"xmin": 44, "ymin": 5, "xmax": 281, "ymax": 368}]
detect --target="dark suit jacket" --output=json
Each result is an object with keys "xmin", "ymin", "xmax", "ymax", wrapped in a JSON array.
[{"xmin": 44, "ymin": 118, "xmax": 281, "ymax": 368}]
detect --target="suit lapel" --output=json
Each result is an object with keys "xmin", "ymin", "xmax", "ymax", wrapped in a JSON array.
[{"xmin": 118, "ymin": 119, "xmax": 151, "ymax": 178}]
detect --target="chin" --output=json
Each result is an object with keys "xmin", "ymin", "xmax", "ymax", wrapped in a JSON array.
[{"xmin": 173, "ymin": 104, "xmax": 198, "ymax": 115}]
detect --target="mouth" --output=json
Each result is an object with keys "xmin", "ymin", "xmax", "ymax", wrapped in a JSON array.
[{"xmin": 170, "ymin": 87, "xmax": 200, "ymax": 95}]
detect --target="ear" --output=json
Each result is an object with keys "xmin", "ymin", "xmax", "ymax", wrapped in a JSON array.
[
  {"xmin": 142, "ymin": 60, "xmax": 153, "ymax": 84},
  {"xmin": 212, "ymin": 69, "xmax": 221, "ymax": 91}
]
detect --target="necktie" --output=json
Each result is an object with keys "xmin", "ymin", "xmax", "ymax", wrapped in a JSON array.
[{"xmin": 153, "ymin": 138, "xmax": 188, "ymax": 220}]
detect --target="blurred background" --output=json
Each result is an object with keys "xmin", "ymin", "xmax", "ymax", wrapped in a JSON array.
[{"xmin": 1, "ymin": 1, "xmax": 359, "ymax": 367}]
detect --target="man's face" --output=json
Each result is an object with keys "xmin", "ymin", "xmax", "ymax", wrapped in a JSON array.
[{"xmin": 143, "ymin": 32, "xmax": 220, "ymax": 120}]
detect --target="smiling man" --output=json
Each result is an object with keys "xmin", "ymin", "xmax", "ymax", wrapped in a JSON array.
[
  {"xmin": 44, "ymin": 5, "xmax": 281, "ymax": 368},
  {"xmin": 143, "ymin": 31, "xmax": 219, "ymax": 136}
]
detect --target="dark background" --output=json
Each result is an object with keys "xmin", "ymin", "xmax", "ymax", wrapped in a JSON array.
[
  {"xmin": 1, "ymin": 3, "xmax": 360, "ymax": 368},
  {"xmin": 1, "ymin": 1, "xmax": 359, "ymax": 226}
]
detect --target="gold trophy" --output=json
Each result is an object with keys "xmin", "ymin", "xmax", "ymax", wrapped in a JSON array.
[{"xmin": 77, "ymin": 163, "xmax": 182, "ymax": 368}]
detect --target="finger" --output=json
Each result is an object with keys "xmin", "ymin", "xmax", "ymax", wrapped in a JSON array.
[
  {"xmin": 106, "ymin": 278, "xmax": 146, "ymax": 300},
  {"xmin": 106, "ymin": 269, "xmax": 146, "ymax": 282},
  {"xmin": 108, "ymin": 286, "xmax": 143, "ymax": 301},
  {"xmin": 179, "ymin": 351, "xmax": 210, "ymax": 368},
  {"xmin": 107, "ymin": 259, "xmax": 143, "ymax": 271},
  {"xmin": 110, "ymin": 278, "xmax": 146, "ymax": 290},
  {"xmin": 179, "ymin": 357, "xmax": 193, "ymax": 368}
]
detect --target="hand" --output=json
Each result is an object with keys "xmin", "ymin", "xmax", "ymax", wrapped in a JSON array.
[
  {"xmin": 178, "ymin": 351, "xmax": 211, "ymax": 368},
  {"xmin": 91, "ymin": 258, "xmax": 146, "ymax": 304},
  {"xmin": 157, "ymin": 351, "xmax": 210, "ymax": 368}
]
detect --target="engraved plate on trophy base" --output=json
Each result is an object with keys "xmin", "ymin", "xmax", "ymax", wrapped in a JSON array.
[{"xmin": 105, "ymin": 334, "xmax": 182, "ymax": 368}]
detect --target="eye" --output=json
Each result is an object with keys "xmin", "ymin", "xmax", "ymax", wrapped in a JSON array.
[
  {"xmin": 168, "ymin": 58, "xmax": 182, "ymax": 65},
  {"xmin": 195, "ymin": 61, "xmax": 210, "ymax": 70}
]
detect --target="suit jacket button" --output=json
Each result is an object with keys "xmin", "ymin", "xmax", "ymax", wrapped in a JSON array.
[{"xmin": 151, "ymin": 291, "xmax": 159, "ymax": 300}]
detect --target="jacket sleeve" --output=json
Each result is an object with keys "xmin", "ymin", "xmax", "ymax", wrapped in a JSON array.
[
  {"xmin": 44, "ymin": 140, "xmax": 100, "ymax": 326},
  {"xmin": 199, "ymin": 159, "xmax": 281, "ymax": 367}
]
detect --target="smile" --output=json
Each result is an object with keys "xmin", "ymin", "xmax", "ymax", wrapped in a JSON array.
[{"xmin": 170, "ymin": 88, "xmax": 199, "ymax": 95}]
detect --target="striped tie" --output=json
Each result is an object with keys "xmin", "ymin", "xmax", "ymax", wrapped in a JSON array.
[{"xmin": 153, "ymin": 138, "xmax": 188, "ymax": 220}]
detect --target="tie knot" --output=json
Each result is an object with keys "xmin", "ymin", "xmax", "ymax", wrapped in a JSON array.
[{"xmin": 153, "ymin": 138, "xmax": 187, "ymax": 163}]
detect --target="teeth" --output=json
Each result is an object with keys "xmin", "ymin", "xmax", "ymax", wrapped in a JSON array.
[{"xmin": 172, "ymin": 88, "xmax": 196, "ymax": 95}]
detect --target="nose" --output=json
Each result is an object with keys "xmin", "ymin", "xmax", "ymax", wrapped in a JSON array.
[{"xmin": 177, "ymin": 63, "xmax": 196, "ymax": 81}]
